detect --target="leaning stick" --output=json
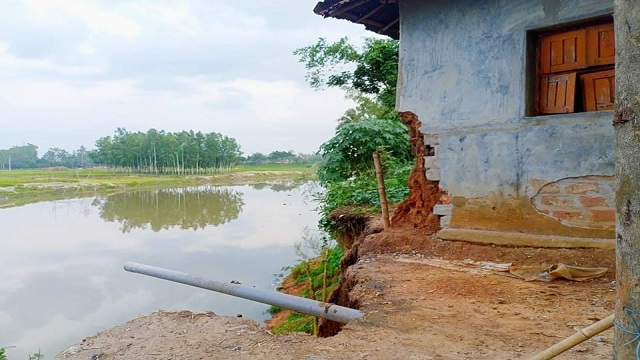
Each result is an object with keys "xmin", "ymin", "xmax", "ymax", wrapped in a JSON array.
[
  {"xmin": 529, "ymin": 314, "xmax": 614, "ymax": 360},
  {"xmin": 373, "ymin": 151, "xmax": 390, "ymax": 229}
]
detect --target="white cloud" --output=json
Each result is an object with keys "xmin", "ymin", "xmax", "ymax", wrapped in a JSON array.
[
  {"xmin": 0, "ymin": 0, "xmax": 376, "ymax": 154},
  {"xmin": 76, "ymin": 42, "xmax": 97, "ymax": 55},
  {"xmin": 24, "ymin": 0, "xmax": 143, "ymax": 39},
  {"xmin": 0, "ymin": 42, "xmax": 106, "ymax": 76},
  {"xmin": 0, "ymin": 79, "xmax": 137, "ymax": 108}
]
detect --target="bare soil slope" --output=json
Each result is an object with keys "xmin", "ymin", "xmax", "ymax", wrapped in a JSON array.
[{"xmin": 56, "ymin": 227, "xmax": 616, "ymax": 360}]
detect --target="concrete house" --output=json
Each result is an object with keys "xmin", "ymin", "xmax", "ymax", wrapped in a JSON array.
[{"xmin": 314, "ymin": 0, "xmax": 616, "ymax": 248}]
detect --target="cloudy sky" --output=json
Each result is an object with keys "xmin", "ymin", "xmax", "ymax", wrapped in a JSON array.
[{"xmin": 0, "ymin": 0, "xmax": 375, "ymax": 156}]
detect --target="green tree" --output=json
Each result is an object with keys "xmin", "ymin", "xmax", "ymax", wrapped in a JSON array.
[
  {"xmin": 294, "ymin": 37, "xmax": 399, "ymax": 113},
  {"xmin": 92, "ymin": 128, "xmax": 243, "ymax": 173},
  {"xmin": 40, "ymin": 148, "xmax": 70, "ymax": 167},
  {"xmin": 296, "ymin": 37, "xmax": 409, "ymax": 234},
  {"xmin": 269, "ymin": 150, "xmax": 297, "ymax": 163},
  {"xmin": 317, "ymin": 118, "xmax": 410, "ymax": 183},
  {"xmin": 0, "ymin": 144, "xmax": 38, "ymax": 169}
]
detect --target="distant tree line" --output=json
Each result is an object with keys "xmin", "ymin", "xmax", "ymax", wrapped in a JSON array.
[
  {"xmin": 93, "ymin": 128, "xmax": 242, "ymax": 174},
  {"xmin": 0, "ymin": 128, "xmax": 321, "ymax": 172},
  {"xmin": 0, "ymin": 144, "xmax": 39, "ymax": 169},
  {"xmin": 244, "ymin": 150, "xmax": 321, "ymax": 165},
  {"xmin": 0, "ymin": 144, "xmax": 95, "ymax": 169}
]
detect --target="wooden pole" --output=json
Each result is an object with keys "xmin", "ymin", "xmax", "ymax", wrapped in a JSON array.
[
  {"xmin": 529, "ymin": 314, "xmax": 614, "ymax": 360},
  {"xmin": 373, "ymin": 151, "xmax": 390, "ymax": 229}
]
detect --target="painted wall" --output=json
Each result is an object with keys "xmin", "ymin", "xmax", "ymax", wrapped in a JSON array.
[{"xmin": 397, "ymin": 0, "xmax": 615, "ymax": 236}]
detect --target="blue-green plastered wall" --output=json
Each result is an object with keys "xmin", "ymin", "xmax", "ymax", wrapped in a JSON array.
[{"xmin": 398, "ymin": 0, "xmax": 615, "ymax": 200}]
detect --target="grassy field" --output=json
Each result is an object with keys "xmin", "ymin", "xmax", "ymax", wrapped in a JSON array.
[{"xmin": 0, "ymin": 165, "xmax": 317, "ymax": 208}]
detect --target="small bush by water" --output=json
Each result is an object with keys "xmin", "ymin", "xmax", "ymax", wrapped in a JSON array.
[
  {"xmin": 0, "ymin": 347, "xmax": 45, "ymax": 360},
  {"xmin": 269, "ymin": 233, "xmax": 343, "ymax": 335}
]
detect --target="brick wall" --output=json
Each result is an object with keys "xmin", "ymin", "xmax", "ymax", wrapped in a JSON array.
[
  {"xmin": 531, "ymin": 176, "xmax": 616, "ymax": 230},
  {"xmin": 423, "ymin": 133, "xmax": 454, "ymax": 228}
]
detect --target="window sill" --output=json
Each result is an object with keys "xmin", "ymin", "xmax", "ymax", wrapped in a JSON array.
[{"xmin": 524, "ymin": 110, "xmax": 613, "ymax": 124}]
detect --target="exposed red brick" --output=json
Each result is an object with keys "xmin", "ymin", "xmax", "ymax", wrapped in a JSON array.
[
  {"xmin": 440, "ymin": 193, "xmax": 451, "ymax": 205},
  {"xmin": 591, "ymin": 209, "xmax": 616, "ymax": 222},
  {"xmin": 566, "ymin": 182, "xmax": 600, "ymax": 194},
  {"xmin": 541, "ymin": 196, "xmax": 573, "ymax": 207},
  {"xmin": 539, "ymin": 184, "xmax": 561, "ymax": 194},
  {"xmin": 391, "ymin": 111, "xmax": 441, "ymax": 231},
  {"xmin": 552, "ymin": 211, "xmax": 584, "ymax": 220},
  {"xmin": 579, "ymin": 196, "xmax": 609, "ymax": 208}
]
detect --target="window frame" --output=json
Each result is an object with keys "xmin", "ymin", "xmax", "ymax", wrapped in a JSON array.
[{"xmin": 527, "ymin": 16, "xmax": 615, "ymax": 117}]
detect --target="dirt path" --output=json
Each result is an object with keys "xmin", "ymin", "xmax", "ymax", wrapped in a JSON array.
[{"xmin": 55, "ymin": 228, "xmax": 616, "ymax": 360}]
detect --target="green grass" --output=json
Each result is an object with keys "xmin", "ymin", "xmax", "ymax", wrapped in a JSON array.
[
  {"xmin": 0, "ymin": 165, "xmax": 317, "ymax": 208},
  {"xmin": 269, "ymin": 246, "xmax": 343, "ymax": 335},
  {"xmin": 269, "ymin": 312, "xmax": 315, "ymax": 335}
]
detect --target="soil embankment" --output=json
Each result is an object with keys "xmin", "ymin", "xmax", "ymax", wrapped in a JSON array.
[{"xmin": 55, "ymin": 226, "xmax": 616, "ymax": 360}]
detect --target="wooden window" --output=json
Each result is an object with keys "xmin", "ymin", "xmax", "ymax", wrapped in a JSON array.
[
  {"xmin": 581, "ymin": 70, "xmax": 615, "ymax": 111},
  {"xmin": 540, "ymin": 73, "xmax": 576, "ymax": 114},
  {"xmin": 540, "ymin": 30, "xmax": 586, "ymax": 74},
  {"xmin": 587, "ymin": 23, "xmax": 615, "ymax": 66},
  {"xmin": 535, "ymin": 20, "xmax": 615, "ymax": 115}
]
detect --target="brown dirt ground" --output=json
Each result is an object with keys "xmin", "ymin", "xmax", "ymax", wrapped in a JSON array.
[{"xmin": 55, "ymin": 226, "xmax": 616, "ymax": 360}]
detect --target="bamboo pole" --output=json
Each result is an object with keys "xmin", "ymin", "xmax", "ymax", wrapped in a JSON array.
[
  {"xmin": 373, "ymin": 151, "xmax": 390, "ymax": 229},
  {"xmin": 528, "ymin": 314, "xmax": 614, "ymax": 360}
]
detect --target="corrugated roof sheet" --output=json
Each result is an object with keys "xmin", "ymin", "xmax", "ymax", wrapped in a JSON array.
[{"xmin": 313, "ymin": 0, "xmax": 399, "ymax": 39}]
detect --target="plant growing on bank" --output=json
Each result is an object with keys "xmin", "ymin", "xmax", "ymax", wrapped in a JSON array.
[
  {"xmin": 28, "ymin": 351, "xmax": 44, "ymax": 360},
  {"xmin": 270, "ymin": 230, "xmax": 343, "ymax": 335},
  {"xmin": 317, "ymin": 119, "xmax": 411, "ymax": 183},
  {"xmin": 313, "ymin": 118, "xmax": 413, "ymax": 232},
  {"xmin": 296, "ymin": 37, "xmax": 411, "ymax": 225},
  {"xmin": 317, "ymin": 161, "xmax": 412, "ymax": 230},
  {"xmin": 0, "ymin": 347, "xmax": 44, "ymax": 360}
]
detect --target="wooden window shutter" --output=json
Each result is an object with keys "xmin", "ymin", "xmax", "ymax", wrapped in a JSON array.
[
  {"xmin": 540, "ymin": 30, "xmax": 587, "ymax": 74},
  {"xmin": 540, "ymin": 72, "xmax": 577, "ymax": 114},
  {"xmin": 581, "ymin": 70, "xmax": 615, "ymax": 111},
  {"xmin": 587, "ymin": 23, "xmax": 615, "ymax": 66}
]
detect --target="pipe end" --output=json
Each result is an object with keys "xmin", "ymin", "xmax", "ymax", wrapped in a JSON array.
[{"xmin": 123, "ymin": 262, "xmax": 140, "ymax": 272}]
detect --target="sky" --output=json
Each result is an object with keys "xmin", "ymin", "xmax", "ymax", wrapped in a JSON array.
[{"xmin": 0, "ymin": 0, "xmax": 376, "ymax": 156}]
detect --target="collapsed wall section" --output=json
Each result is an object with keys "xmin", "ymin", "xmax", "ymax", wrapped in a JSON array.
[{"xmin": 390, "ymin": 111, "xmax": 443, "ymax": 232}]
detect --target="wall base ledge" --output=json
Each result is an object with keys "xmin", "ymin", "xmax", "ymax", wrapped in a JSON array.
[{"xmin": 437, "ymin": 228, "xmax": 615, "ymax": 249}]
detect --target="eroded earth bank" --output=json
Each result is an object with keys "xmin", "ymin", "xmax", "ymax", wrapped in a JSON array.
[{"xmin": 54, "ymin": 217, "xmax": 615, "ymax": 360}]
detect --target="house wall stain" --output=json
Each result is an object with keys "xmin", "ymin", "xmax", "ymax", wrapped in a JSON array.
[
  {"xmin": 397, "ymin": 0, "xmax": 616, "ymax": 238},
  {"xmin": 450, "ymin": 193, "xmax": 614, "ymax": 239},
  {"xmin": 531, "ymin": 176, "xmax": 616, "ymax": 229}
]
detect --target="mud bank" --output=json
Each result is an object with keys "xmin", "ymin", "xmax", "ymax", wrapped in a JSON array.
[{"xmin": 55, "ymin": 226, "xmax": 616, "ymax": 360}]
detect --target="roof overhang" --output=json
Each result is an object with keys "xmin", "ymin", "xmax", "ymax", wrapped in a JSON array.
[{"xmin": 313, "ymin": 0, "xmax": 400, "ymax": 39}]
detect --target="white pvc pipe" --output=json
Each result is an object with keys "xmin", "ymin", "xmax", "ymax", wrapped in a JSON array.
[{"xmin": 124, "ymin": 262, "xmax": 364, "ymax": 324}]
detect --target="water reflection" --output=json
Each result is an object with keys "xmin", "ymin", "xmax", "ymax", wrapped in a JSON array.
[
  {"xmin": 0, "ymin": 182, "xmax": 320, "ymax": 360},
  {"xmin": 248, "ymin": 179, "xmax": 307, "ymax": 192},
  {"xmin": 93, "ymin": 186, "xmax": 244, "ymax": 233}
]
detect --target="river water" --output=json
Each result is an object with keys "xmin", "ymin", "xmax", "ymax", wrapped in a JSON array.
[{"xmin": 0, "ymin": 181, "xmax": 320, "ymax": 359}]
